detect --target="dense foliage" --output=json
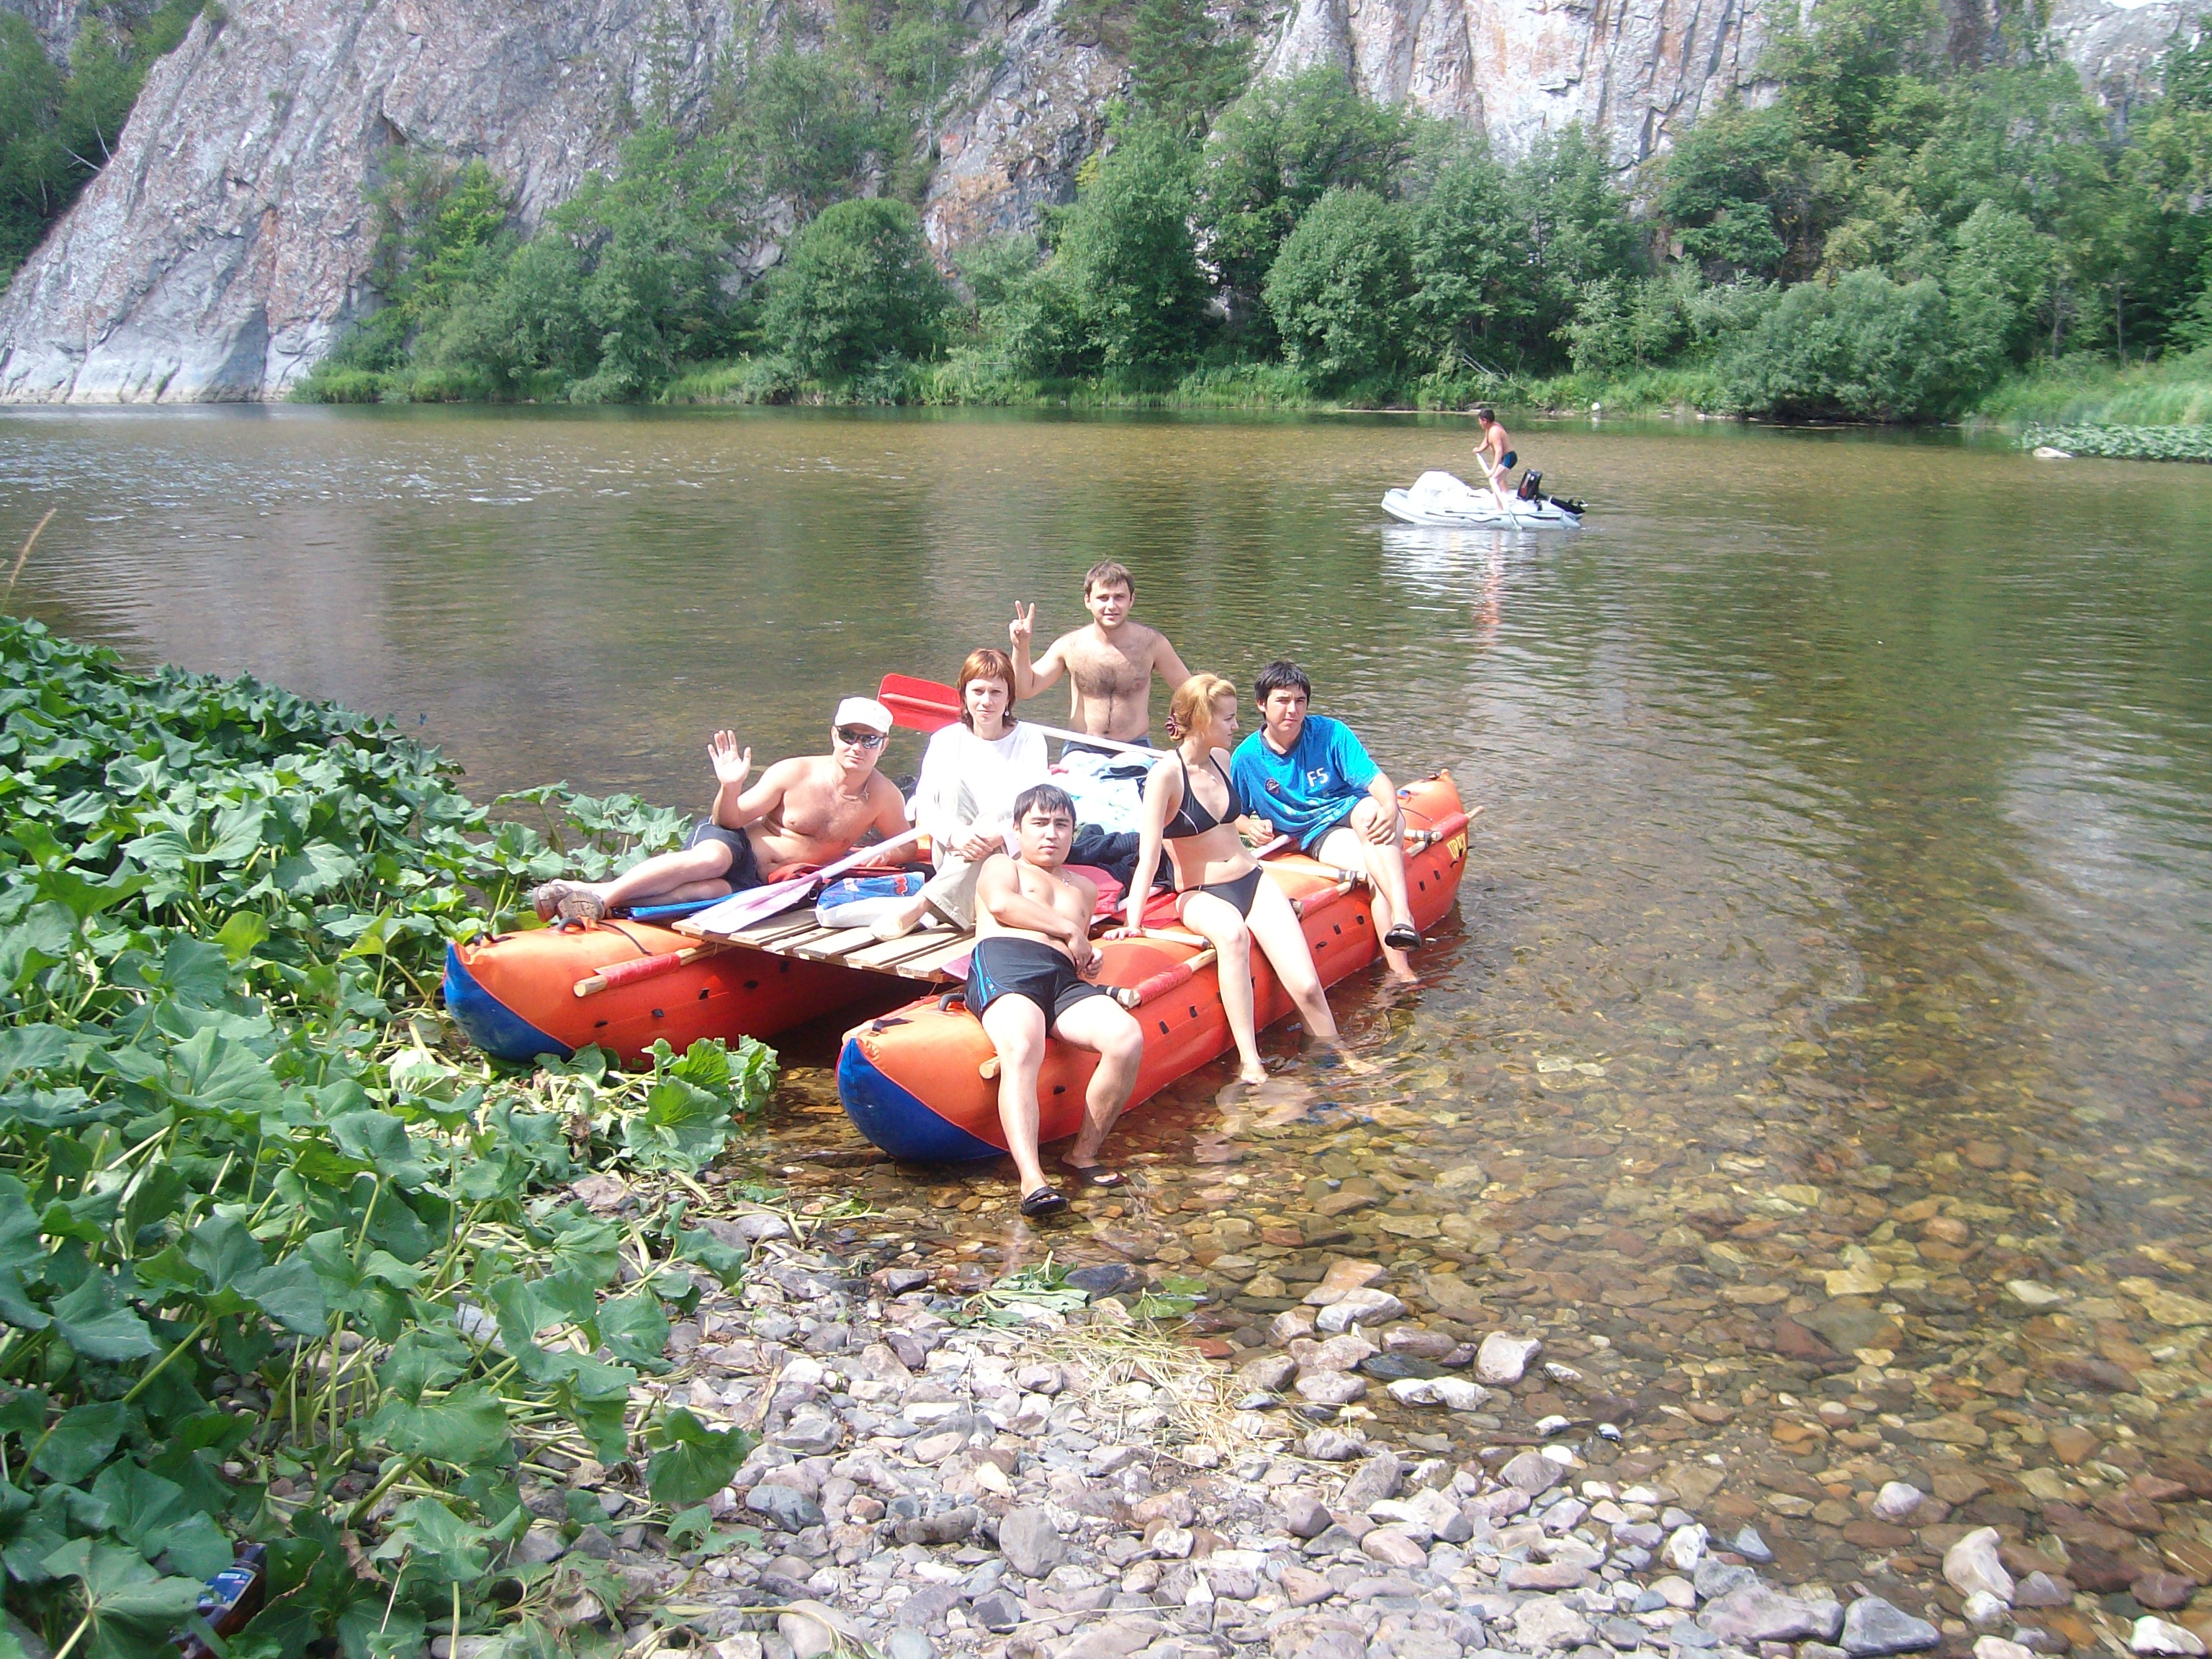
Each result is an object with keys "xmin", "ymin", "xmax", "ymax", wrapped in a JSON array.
[
  {"xmin": 0, "ymin": 615, "xmax": 781, "ymax": 1658},
  {"xmin": 274, "ymin": 0, "xmax": 2212, "ymax": 422},
  {"xmin": 0, "ymin": 1, "xmax": 206, "ymax": 284}
]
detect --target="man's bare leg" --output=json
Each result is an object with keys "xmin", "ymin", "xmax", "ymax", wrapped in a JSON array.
[
  {"xmin": 981, "ymin": 998, "xmax": 1055, "ymax": 1200},
  {"xmin": 1319, "ymin": 814, "xmax": 1419, "ymax": 984},
  {"xmin": 1053, "ymin": 998, "xmax": 1145, "ymax": 1172},
  {"xmin": 541, "ymin": 843, "xmax": 737, "ymax": 920}
]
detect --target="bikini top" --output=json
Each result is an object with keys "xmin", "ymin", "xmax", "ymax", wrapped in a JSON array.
[{"xmin": 1166, "ymin": 752, "xmax": 1242, "ymax": 839}]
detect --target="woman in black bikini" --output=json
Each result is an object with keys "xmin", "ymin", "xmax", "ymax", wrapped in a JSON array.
[{"xmin": 1123, "ymin": 673, "xmax": 1354, "ymax": 1085}]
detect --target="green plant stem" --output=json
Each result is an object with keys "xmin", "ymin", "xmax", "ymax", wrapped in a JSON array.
[
  {"xmin": 45, "ymin": 1602, "xmax": 95, "ymax": 1659},
  {"xmin": 349, "ymin": 1454, "xmax": 422, "ymax": 1528},
  {"xmin": 121, "ymin": 1313, "xmax": 213, "ymax": 1404}
]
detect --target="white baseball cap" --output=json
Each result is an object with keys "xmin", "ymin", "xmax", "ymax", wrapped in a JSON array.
[{"xmin": 833, "ymin": 696, "xmax": 894, "ymax": 734}]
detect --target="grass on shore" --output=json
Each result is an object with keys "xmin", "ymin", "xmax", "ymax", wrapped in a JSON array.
[{"xmin": 1973, "ymin": 349, "xmax": 2212, "ymax": 428}]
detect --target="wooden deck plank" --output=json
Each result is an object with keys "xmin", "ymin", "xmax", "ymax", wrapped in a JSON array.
[
  {"xmin": 839, "ymin": 928, "xmax": 973, "ymax": 971},
  {"xmin": 789, "ymin": 926, "xmax": 886, "ymax": 962},
  {"xmin": 897, "ymin": 937, "xmax": 976, "ymax": 979}
]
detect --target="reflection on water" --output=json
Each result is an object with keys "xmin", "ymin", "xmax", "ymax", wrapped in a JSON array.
[{"xmin": 9, "ymin": 408, "xmax": 2212, "ymax": 1612}]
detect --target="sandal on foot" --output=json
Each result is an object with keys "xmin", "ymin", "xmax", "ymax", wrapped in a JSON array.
[
  {"xmin": 1060, "ymin": 1163, "xmax": 1126, "ymax": 1190},
  {"xmin": 1019, "ymin": 1187, "xmax": 1069, "ymax": 1218},
  {"xmin": 531, "ymin": 881, "xmax": 572, "ymax": 922},
  {"xmin": 1383, "ymin": 922, "xmax": 1423, "ymax": 951},
  {"xmin": 556, "ymin": 888, "xmax": 606, "ymax": 925}
]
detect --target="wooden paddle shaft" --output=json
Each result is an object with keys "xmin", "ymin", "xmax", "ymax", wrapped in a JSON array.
[{"xmin": 574, "ymin": 945, "xmax": 722, "ymax": 997}]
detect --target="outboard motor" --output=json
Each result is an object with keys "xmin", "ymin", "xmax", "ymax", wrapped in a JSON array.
[{"xmin": 1515, "ymin": 469, "xmax": 1544, "ymax": 502}]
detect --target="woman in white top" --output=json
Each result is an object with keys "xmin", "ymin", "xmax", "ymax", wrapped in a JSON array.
[{"xmin": 873, "ymin": 647, "xmax": 1049, "ymax": 938}]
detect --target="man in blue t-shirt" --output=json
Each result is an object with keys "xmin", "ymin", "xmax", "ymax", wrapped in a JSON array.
[{"xmin": 1230, "ymin": 660, "xmax": 1423, "ymax": 984}]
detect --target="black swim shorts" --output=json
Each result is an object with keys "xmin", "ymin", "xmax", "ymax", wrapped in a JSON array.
[
  {"xmin": 966, "ymin": 936, "xmax": 1110, "ymax": 1025},
  {"xmin": 1499, "ymin": 449, "xmax": 1519, "ymax": 470},
  {"xmin": 686, "ymin": 821, "xmax": 766, "ymax": 891}
]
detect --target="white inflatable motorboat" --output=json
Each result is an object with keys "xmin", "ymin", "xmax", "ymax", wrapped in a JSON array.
[{"xmin": 1382, "ymin": 470, "xmax": 1585, "ymax": 529}]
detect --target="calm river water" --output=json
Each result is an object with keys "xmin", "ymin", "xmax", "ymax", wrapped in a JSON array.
[{"xmin": 7, "ymin": 406, "xmax": 2212, "ymax": 1612}]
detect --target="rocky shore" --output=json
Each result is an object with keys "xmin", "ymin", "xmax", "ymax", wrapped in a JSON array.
[{"xmin": 519, "ymin": 1205, "xmax": 2199, "ymax": 1659}]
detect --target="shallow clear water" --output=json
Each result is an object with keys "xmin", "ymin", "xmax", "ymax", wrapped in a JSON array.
[{"xmin": 8, "ymin": 405, "xmax": 2212, "ymax": 1604}]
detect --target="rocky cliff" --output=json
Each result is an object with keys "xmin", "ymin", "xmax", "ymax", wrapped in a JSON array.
[{"xmin": 0, "ymin": 0, "xmax": 2186, "ymax": 402}]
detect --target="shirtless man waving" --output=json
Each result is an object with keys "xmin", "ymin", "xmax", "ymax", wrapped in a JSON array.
[
  {"xmin": 531, "ymin": 696, "xmax": 912, "ymax": 924},
  {"xmin": 968, "ymin": 784, "xmax": 1146, "ymax": 1218},
  {"xmin": 1009, "ymin": 562, "xmax": 1190, "ymax": 753}
]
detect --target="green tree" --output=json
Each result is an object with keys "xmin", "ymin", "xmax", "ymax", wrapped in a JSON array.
[
  {"xmin": 1657, "ymin": 100, "xmax": 1807, "ymax": 280},
  {"xmin": 1514, "ymin": 124, "xmax": 1642, "ymax": 356},
  {"xmin": 1716, "ymin": 265, "xmax": 2002, "ymax": 418},
  {"xmin": 1406, "ymin": 134, "xmax": 1534, "ymax": 369},
  {"xmin": 1197, "ymin": 69, "xmax": 1413, "ymax": 332},
  {"xmin": 1051, "ymin": 120, "xmax": 1211, "ymax": 372},
  {"xmin": 729, "ymin": 39, "xmax": 895, "ymax": 216},
  {"xmin": 1263, "ymin": 187, "xmax": 1413, "ymax": 387},
  {"xmin": 760, "ymin": 196, "xmax": 950, "ymax": 379}
]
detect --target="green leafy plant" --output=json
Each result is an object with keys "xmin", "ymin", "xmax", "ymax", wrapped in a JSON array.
[{"xmin": 0, "ymin": 616, "xmax": 778, "ymax": 1658}]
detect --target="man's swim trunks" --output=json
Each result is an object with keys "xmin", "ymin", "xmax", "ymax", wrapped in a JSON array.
[
  {"xmin": 687, "ymin": 822, "xmax": 767, "ymax": 891},
  {"xmin": 966, "ymin": 936, "xmax": 1111, "ymax": 1025}
]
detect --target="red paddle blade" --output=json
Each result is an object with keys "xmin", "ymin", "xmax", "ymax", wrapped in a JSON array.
[{"xmin": 877, "ymin": 673, "xmax": 961, "ymax": 733}]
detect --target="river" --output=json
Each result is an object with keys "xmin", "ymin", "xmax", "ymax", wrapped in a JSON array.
[{"xmin": 6, "ymin": 405, "xmax": 2212, "ymax": 1608}]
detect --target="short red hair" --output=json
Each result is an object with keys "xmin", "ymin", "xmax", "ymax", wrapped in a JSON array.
[{"xmin": 957, "ymin": 647, "xmax": 1017, "ymax": 729}]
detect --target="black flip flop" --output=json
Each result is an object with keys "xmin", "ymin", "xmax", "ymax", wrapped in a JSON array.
[
  {"xmin": 1383, "ymin": 923, "xmax": 1422, "ymax": 951},
  {"xmin": 1020, "ymin": 1187, "xmax": 1069, "ymax": 1218},
  {"xmin": 1060, "ymin": 1163, "xmax": 1127, "ymax": 1190}
]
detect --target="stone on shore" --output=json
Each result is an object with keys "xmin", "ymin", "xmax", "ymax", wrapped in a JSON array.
[
  {"xmin": 997, "ymin": 1506, "xmax": 1066, "ymax": 1578},
  {"xmin": 1944, "ymin": 1528, "xmax": 2015, "ymax": 1604},
  {"xmin": 1701, "ymin": 1586, "xmax": 1845, "ymax": 1645},
  {"xmin": 1477, "ymin": 1331, "xmax": 1542, "ymax": 1383},
  {"xmin": 2134, "ymin": 1620, "xmax": 2208, "ymax": 1657},
  {"xmin": 1516, "ymin": 1599, "xmax": 1595, "ymax": 1649},
  {"xmin": 1840, "ymin": 1596, "xmax": 1942, "ymax": 1657}
]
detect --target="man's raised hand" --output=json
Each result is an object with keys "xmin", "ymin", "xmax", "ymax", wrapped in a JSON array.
[
  {"xmin": 709, "ymin": 730, "xmax": 752, "ymax": 788},
  {"xmin": 1008, "ymin": 602, "xmax": 1035, "ymax": 652}
]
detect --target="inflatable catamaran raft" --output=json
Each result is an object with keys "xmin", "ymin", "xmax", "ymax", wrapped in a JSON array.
[{"xmin": 835, "ymin": 773, "xmax": 1471, "ymax": 1162}]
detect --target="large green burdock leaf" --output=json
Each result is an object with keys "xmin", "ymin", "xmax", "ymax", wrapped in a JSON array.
[
  {"xmin": 89, "ymin": 1463, "xmax": 233, "ymax": 1578},
  {"xmin": 644, "ymin": 1408, "xmax": 753, "ymax": 1507},
  {"xmin": 40, "ymin": 1538, "xmax": 206, "ymax": 1659},
  {"xmin": 48, "ymin": 1276, "xmax": 156, "ymax": 1363},
  {"xmin": 365, "ymin": 1383, "xmax": 512, "ymax": 1466},
  {"xmin": 162, "ymin": 1025, "xmax": 283, "ymax": 1118},
  {"xmin": 592, "ymin": 1291, "xmax": 669, "ymax": 1369},
  {"xmin": 32, "ymin": 1402, "xmax": 130, "ymax": 1484}
]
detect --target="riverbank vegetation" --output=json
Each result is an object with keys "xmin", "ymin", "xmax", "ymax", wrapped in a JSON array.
[
  {"xmin": 0, "ymin": 612, "xmax": 785, "ymax": 1658},
  {"xmin": 279, "ymin": 0, "xmax": 2212, "ymax": 426}
]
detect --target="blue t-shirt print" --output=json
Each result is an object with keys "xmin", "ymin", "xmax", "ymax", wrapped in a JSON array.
[{"xmin": 1231, "ymin": 715, "xmax": 1380, "ymax": 849}]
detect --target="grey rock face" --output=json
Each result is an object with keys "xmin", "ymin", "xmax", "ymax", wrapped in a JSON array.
[{"xmin": 3, "ymin": 0, "xmax": 2179, "ymax": 402}]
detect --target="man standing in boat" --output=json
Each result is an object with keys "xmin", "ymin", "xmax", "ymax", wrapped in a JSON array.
[
  {"xmin": 1009, "ymin": 562, "xmax": 1190, "ymax": 754},
  {"xmin": 531, "ymin": 697, "xmax": 913, "ymax": 925},
  {"xmin": 1473, "ymin": 405, "xmax": 1519, "ymax": 511},
  {"xmin": 1009, "ymin": 561, "xmax": 1191, "ymax": 832},
  {"xmin": 1231, "ymin": 661, "xmax": 1424, "ymax": 985},
  {"xmin": 968, "ymin": 783, "xmax": 1146, "ymax": 1218}
]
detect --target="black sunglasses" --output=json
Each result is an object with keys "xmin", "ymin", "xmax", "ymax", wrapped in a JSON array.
[{"xmin": 835, "ymin": 727, "xmax": 887, "ymax": 749}]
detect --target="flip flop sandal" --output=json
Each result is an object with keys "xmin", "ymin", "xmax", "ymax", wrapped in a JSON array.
[
  {"xmin": 1060, "ymin": 1164, "xmax": 1127, "ymax": 1190},
  {"xmin": 1019, "ymin": 1187, "xmax": 1069, "ymax": 1218},
  {"xmin": 1383, "ymin": 923, "xmax": 1423, "ymax": 951}
]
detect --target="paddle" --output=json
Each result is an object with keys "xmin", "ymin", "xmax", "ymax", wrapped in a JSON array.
[
  {"xmin": 876, "ymin": 673, "xmax": 1160, "ymax": 757},
  {"xmin": 680, "ymin": 829, "xmax": 922, "ymax": 938}
]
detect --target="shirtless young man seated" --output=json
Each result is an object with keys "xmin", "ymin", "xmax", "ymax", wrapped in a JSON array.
[
  {"xmin": 530, "ymin": 696, "xmax": 912, "ymax": 925},
  {"xmin": 1008, "ymin": 561, "xmax": 1190, "ymax": 757},
  {"xmin": 967, "ymin": 784, "xmax": 1146, "ymax": 1219}
]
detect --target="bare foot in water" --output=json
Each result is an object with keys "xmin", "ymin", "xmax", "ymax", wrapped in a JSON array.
[{"xmin": 1237, "ymin": 1058, "xmax": 1268, "ymax": 1087}]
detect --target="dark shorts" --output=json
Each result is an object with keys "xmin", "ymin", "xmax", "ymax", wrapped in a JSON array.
[
  {"xmin": 687, "ymin": 822, "xmax": 766, "ymax": 891},
  {"xmin": 967, "ymin": 937, "xmax": 1110, "ymax": 1026},
  {"xmin": 1179, "ymin": 865, "xmax": 1264, "ymax": 920},
  {"xmin": 1498, "ymin": 449, "xmax": 1518, "ymax": 471}
]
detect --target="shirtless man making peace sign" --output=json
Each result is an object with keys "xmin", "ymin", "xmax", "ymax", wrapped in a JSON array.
[{"xmin": 1009, "ymin": 562, "xmax": 1191, "ymax": 753}]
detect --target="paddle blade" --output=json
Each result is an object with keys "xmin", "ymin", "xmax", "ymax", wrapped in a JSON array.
[{"xmin": 878, "ymin": 673, "xmax": 961, "ymax": 734}]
